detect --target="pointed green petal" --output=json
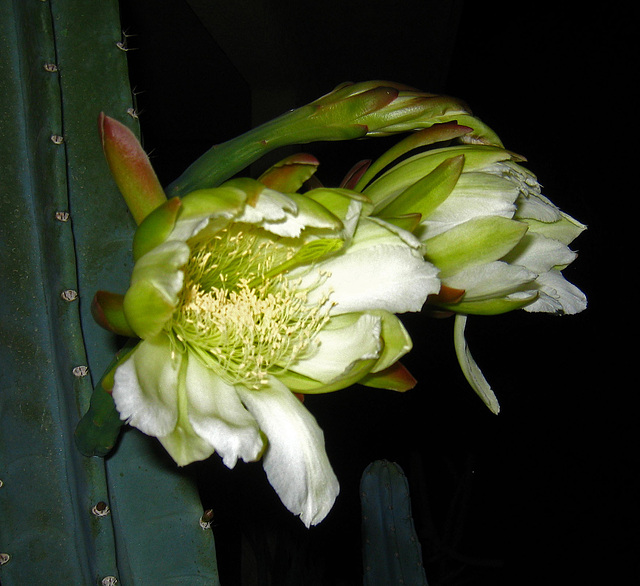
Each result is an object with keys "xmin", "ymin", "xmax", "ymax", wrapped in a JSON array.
[
  {"xmin": 91, "ymin": 290, "xmax": 136, "ymax": 337},
  {"xmin": 355, "ymin": 122, "xmax": 472, "ymax": 191},
  {"xmin": 358, "ymin": 361, "xmax": 417, "ymax": 392},
  {"xmin": 424, "ymin": 216, "xmax": 528, "ymax": 277},
  {"xmin": 99, "ymin": 113, "xmax": 166, "ymax": 224},
  {"xmin": 377, "ymin": 154, "xmax": 465, "ymax": 219},
  {"xmin": 133, "ymin": 196, "xmax": 182, "ymax": 261},
  {"xmin": 123, "ymin": 241, "xmax": 189, "ymax": 339}
]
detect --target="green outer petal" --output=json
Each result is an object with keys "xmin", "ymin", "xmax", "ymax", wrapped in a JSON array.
[
  {"xmin": 437, "ymin": 293, "xmax": 538, "ymax": 315},
  {"xmin": 236, "ymin": 377, "xmax": 340, "ymax": 527},
  {"xmin": 91, "ymin": 290, "xmax": 136, "ymax": 337},
  {"xmin": 376, "ymin": 154, "xmax": 465, "ymax": 219},
  {"xmin": 123, "ymin": 240, "xmax": 189, "ymax": 339},
  {"xmin": 453, "ymin": 315, "xmax": 500, "ymax": 414},
  {"xmin": 368, "ymin": 310, "xmax": 412, "ymax": 373},
  {"xmin": 364, "ymin": 145, "xmax": 513, "ymax": 212},
  {"xmin": 424, "ymin": 216, "xmax": 528, "ymax": 278},
  {"xmin": 257, "ymin": 153, "xmax": 320, "ymax": 192},
  {"xmin": 354, "ymin": 122, "xmax": 473, "ymax": 191},
  {"xmin": 132, "ymin": 196, "xmax": 182, "ymax": 261},
  {"xmin": 358, "ymin": 362, "xmax": 417, "ymax": 392}
]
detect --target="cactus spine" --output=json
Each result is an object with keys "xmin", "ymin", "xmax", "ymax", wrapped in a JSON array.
[
  {"xmin": 0, "ymin": 1, "xmax": 219, "ymax": 583},
  {"xmin": 361, "ymin": 460, "xmax": 429, "ymax": 586}
]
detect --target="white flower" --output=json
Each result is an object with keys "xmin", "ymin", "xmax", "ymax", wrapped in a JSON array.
[{"xmin": 111, "ymin": 178, "xmax": 439, "ymax": 526}]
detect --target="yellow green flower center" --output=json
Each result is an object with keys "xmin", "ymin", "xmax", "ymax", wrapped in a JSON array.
[{"xmin": 169, "ymin": 225, "xmax": 330, "ymax": 389}]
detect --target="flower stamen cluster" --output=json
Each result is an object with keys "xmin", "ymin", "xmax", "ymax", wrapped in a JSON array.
[{"xmin": 170, "ymin": 225, "xmax": 330, "ymax": 390}]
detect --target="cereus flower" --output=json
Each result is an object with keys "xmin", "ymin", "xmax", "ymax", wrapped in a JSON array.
[
  {"xmin": 348, "ymin": 122, "xmax": 587, "ymax": 412},
  {"xmin": 91, "ymin": 116, "xmax": 439, "ymax": 527}
]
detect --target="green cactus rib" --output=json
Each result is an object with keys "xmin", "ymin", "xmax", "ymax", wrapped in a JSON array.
[
  {"xmin": 361, "ymin": 460, "xmax": 429, "ymax": 586},
  {"xmin": 0, "ymin": 1, "xmax": 219, "ymax": 583}
]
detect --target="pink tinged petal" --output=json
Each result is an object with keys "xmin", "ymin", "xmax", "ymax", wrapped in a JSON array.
[
  {"xmin": 112, "ymin": 333, "xmax": 181, "ymax": 437},
  {"xmin": 257, "ymin": 153, "xmax": 320, "ymax": 192},
  {"xmin": 358, "ymin": 361, "xmax": 417, "ymax": 392},
  {"xmin": 91, "ymin": 290, "xmax": 136, "ymax": 337},
  {"xmin": 289, "ymin": 313, "xmax": 382, "ymax": 384},
  {"xmin": 99, "ymin": 113, "xmax": 166, "ymax": 225},
  {"xmin": 236, "ymin": 378, "xmax": 340, "ymax": 527},
  {"xmin": 183, "ymin": 357, "xmax": 264, "ymax": 468}
]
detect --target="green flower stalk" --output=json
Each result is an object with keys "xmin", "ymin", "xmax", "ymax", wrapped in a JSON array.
[
  {"xmin": 91, "ymin": 115, "xmax": 440, "ymax": 527},
  {"xmin": 349, "ymin": 122, "xmax": 587, "ymax": 412},
  {"xmin": 166, "ymin": 81, "xmax": 502, "ymax": 198}
]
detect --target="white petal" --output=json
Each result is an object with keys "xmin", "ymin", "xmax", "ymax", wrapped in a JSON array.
[
  {"xmin": 112, "ymin": 334, "xmax": 181, "ymax": 436},
  {"xmin": 444, "ymin": 261, "xmax": 536, "ymax": 300},
  {"xmin": 289, "ymin": 313, "xmax": 382, "ymax": 383},
  {"xmin": 524, "ymin": 269, "xmax": 587, "ymax": 315},
  {"xmin": 453, "ymin": 315, "xmax": 500, "ymax": 414},
  {"xmin": 297, "ymin": 218, "xmax": 439, "ymax": 314},
  {"xmin": 237, "ymin": 378, "xmax": 340, "ymax": 527},
  {"xmin": 504, "ymin": 232, "xmax": 577, "ymax": 273},
  {"xmin": 184, "ymin": 357, "xmax": 264, "ymax": 468}
]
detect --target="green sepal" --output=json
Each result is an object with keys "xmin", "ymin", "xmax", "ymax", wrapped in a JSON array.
[
  {"xmin": 378, "ymin": 213, "xmax": 423, "ymax": 233},
  {"xmin": 358, "ymin": 361, "xmax": 417, "ymax": 392},
  {"xmin": 424, "ymin": 216, "xmax": 528, "ymax": 278},
  {"xmin": 91, "ymin": 290, "xmax": 136, "ymax": 337},
  {"xmin": 123, "ymin": 241, "xmax": 190, "ymax": 339},
  {"xmin": 377, "ymin": 154, "xmax": 465, "ymax": 219},
  {"xmin": 364, "ymin": 145, "xmax": 514, "ymax": 212},
  {"xmin": 179, "ymin": 185, "xmax": 248, "ymax": 222},
  {"xmin": 276, "ymin": 356, "xmax": 379, "ymax": 394},
  {"xmin": 355, "ymin": 122, "xmax": 472, "ymax": 191},
  {"xmin": 74, "ymin": 339, "xmax": 138, "ymax": 457},
  {"xmin": 257, "ymin": 153, "xmax": 320, "ymax": 192},
  {"xmin": 434, "ymin": 291, "xmax": 538, "ymax": 315},
  {"xmin": 305, "ymin": 187, "xmax": 370, "ymax": 225},
  {"xmin": 369, "ymin": 310, "xmax": 412, "ymax": 374},
  {"xmin": 133, "ymin": 196, "xmax": 182, "ymax": 261}
]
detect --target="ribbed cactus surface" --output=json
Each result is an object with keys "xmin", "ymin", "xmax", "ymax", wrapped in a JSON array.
[
  {"xmin": 361, "ymin": 460, "xmax": 429, "ymax": 586},
  {"xmin": 0, "ymin": 1, "xmax": 219, "ymax": 583}
]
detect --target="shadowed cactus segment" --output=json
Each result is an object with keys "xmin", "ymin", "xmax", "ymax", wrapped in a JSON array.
[
  {"xmin": 361, "ymin": 460, "xmax": 429, "ymax": 586},
  {"xmin": 0, "ymin": 0, "xmax": 220, "ymax": 583}
]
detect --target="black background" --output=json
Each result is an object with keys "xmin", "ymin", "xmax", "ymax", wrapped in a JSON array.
[{"xmin": 117, "ymin": 2, "xmax": 633, "ymax": 584}]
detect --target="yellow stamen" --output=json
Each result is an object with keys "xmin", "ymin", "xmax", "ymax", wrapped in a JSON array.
[{"xmin": 169, "ymin": 225, "xmax": 330, "ymax": 389}]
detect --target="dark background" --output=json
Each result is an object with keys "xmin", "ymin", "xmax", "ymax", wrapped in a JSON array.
[{"xmin": 117, "ymin": 2, "xmax": 632, "ymax": 584}]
